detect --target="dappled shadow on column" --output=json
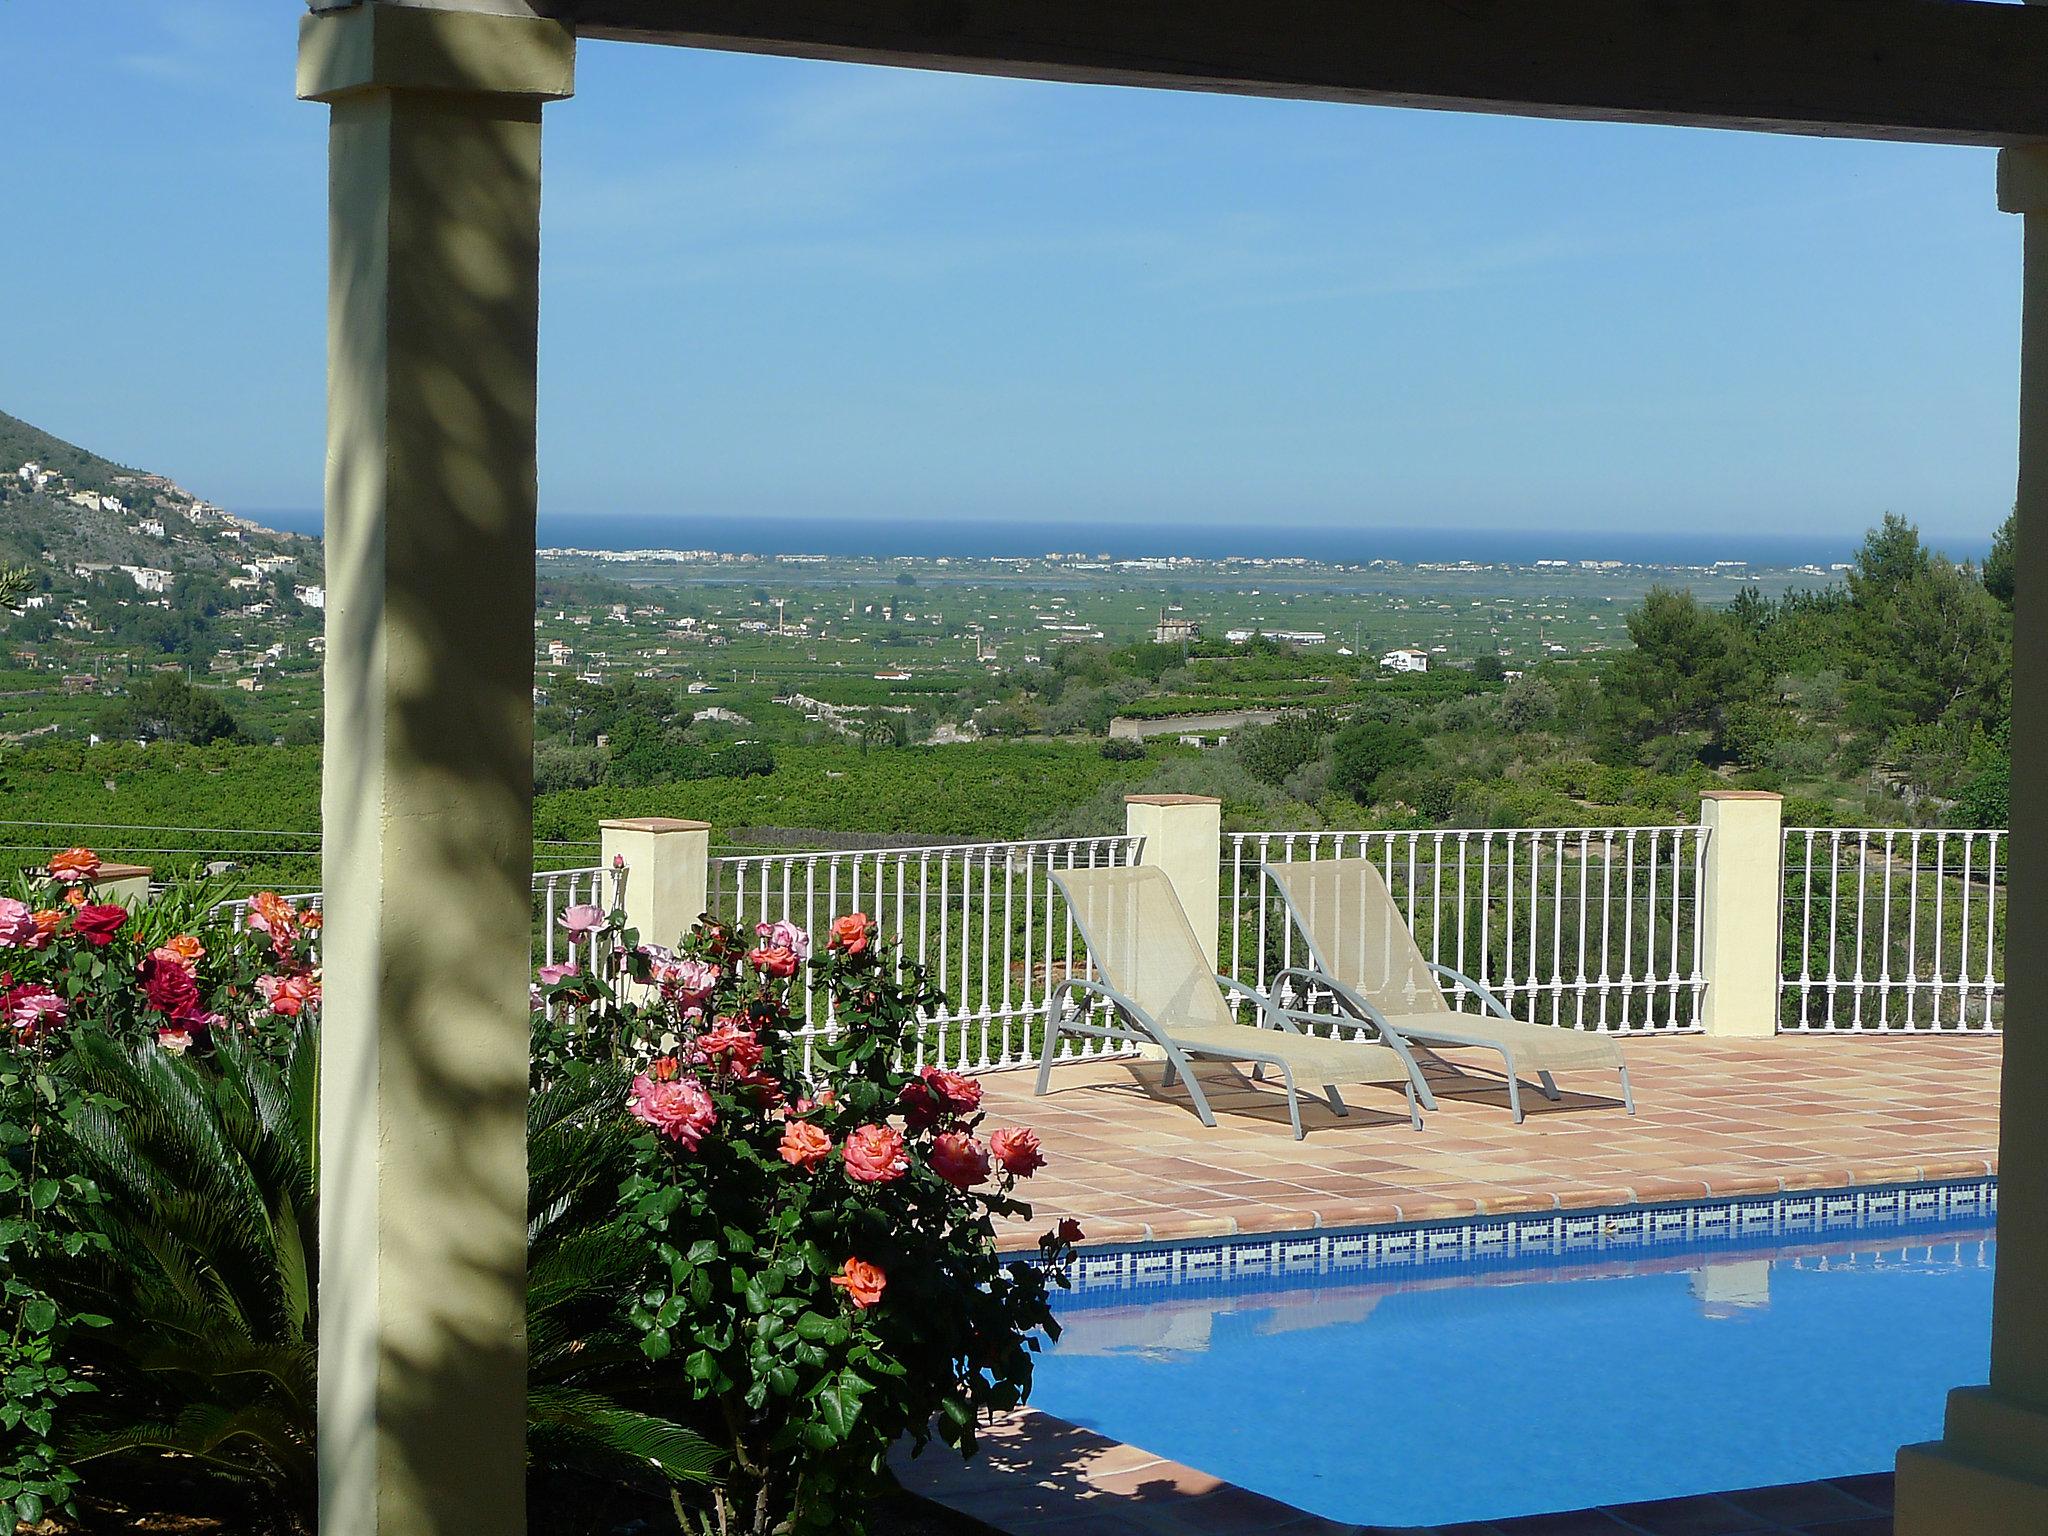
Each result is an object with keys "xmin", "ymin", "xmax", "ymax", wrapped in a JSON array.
[{"xmin": 319, "ymin": 42, "xmax": 548, "ymax": 1531}]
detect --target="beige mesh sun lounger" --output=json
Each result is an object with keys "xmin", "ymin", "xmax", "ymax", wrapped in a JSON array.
[
  {"xmin": 1038, "ymin": 864, "xmax": 1435, "ymax": 1139},
  {"xmin": 1264, "ymin": 858, "xmax": 1634, "ymax": 1123}
]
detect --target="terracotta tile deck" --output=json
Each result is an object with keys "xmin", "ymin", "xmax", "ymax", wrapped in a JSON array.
[
  {"xmin": 984, "ymin": 1035, "xmax": 2000, "ymax": 1250},
  {"xmin": 895, "ymin": 1410, "xmax": 1899, "ymax": 1535}
]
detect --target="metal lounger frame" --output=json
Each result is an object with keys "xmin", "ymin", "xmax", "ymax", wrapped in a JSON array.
[
  {"xmin": 1262, "ymin": 868, "xmax": 1635, "ymax": 1124},
  {"xmin": 1035, "ymin": 974, "xmax": 1430, "ymax": 1139}
]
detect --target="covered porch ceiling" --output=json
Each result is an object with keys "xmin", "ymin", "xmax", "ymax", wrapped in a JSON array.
[{"xmin": 373, "ymin": 0, "xmax": 2048, "ymax": 145}]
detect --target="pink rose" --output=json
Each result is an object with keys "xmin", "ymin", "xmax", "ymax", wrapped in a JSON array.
[
  {"xmin": 256, "ymin": 972, "xmax": 321, "ymax": 1018},
  {"xmin": 754, "ymin": 919, "xmax": 810, "ymax": 962},
  {"xmin": 778, "ymin": 1120, "xmax": 832, "ymax": 1171},
  {"xmin": 557, "ymin": 904, "xmax": 605, "ymax": 941},
  {"xmin": 537, "ymin": 961, "xmax": 580, "ymax": 986},
  {"xmin": 661, "ymin": 959, "xmax": 721, "ymax": 1008},
  {"xmin": 928, "ymin": 1131, "xmax": 990, "ymax": 1191},
  {"xmin": 841, "ymin": 1124, "xmax": 908, "ymax": 1184},
  {"xmin": 4, "ymin": 984, "xmax": 67, "ymax": 1041},
  {"xmin": 0, "ymin": 898, "xmax": 35, "ymax": 949},
  {"xmin": 989, "ymin": 1127, "xmax": 1046, "ymax": 1178},
  {"xmin": 157, "ymin": 1026, "xmax": 196, "ymax": 1055},
  {"xmin": 629, "ymin": 1067, "xmax": 716, "ymax": 1149}
]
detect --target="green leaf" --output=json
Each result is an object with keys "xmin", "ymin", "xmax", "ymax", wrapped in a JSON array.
[
  {"xmin": 21, "ymin": 1298, "xmax": 57, "ymax": 1333},
  {"xmin": 28, "ymin": 1179, "xmax": 59, "ymax": 1210}
]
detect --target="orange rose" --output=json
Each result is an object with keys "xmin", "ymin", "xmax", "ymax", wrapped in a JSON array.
[
  {"xmin": 831, "ymin": 1257, "xmax": 887, "ymax": 1309},
  {"xmin": 828, "ymin": 913, "xmax": 872, "ymax": 956},
  {"xmin": 778, "ymin": 1120, "xmax": 832, "ymax": 1171},
  {"xmin": 249, "ymin": 891, "xmax": 296, "ymax": 935},
  {"xmin": 164, "ymin": 934, "xmax": 206, "ymax": 966},
  {"xmin": 48, "ymin": 847, "xmax": 101, "ymax": 884},
  {"xmin": 841, "ymin": 1124, "xmax": 908, "ymax": 1184}
]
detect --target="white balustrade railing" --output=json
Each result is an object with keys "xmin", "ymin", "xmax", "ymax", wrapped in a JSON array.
[
  {"xmin": 1780, "ymin": 827, "xmax": 2004, "ymax": 1033},
  {"xmin": 214, "ymin": 863, "xmax": 622, "ymax": 966},
  {"xmin": 1226, "ymin": 827, "xmax": 1708, "ymax": 1033},
  {"xmin": 708, "ymin": 835, "xmax": 1146, "ymax": 1074}
]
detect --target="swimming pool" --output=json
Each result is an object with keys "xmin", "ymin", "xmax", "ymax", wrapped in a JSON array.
[{"xmin": 1032, "ymin": 1181, "xmax": 1994, "ymax": 1527}]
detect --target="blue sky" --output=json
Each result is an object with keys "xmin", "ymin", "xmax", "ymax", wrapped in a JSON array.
[{"xmin": 0, "ymin": 2, "xmax": 2022, "ymax": 545}]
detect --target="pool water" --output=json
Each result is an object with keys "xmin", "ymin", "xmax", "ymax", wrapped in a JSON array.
[{"xmin": 1034, "ymin": 1211, "xmax": 1994, "ymax": 1526}]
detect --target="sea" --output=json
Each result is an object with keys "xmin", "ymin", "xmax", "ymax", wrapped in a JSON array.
[{"xmin": 239, "ymin": 511, "xmax": 1983, "ymax": 570}]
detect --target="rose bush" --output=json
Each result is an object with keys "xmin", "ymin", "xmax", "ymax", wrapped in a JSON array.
[
  {"xmin": 0, "ymin": 855, "xmax": 323, "ymax": 1527},
  {"xmin": 536, "ymin": 905, "xmax": 1078, "ymax": 1536},
  {"xmin": 6, "ymin": 855, "xmax": 1074, "ymax": 1535}
]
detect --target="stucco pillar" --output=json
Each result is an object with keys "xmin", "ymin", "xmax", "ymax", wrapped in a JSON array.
[
  {"xmin": 1895, "ymin": 144, "xmax": 2048, "ymax": 1534},
  {"xmin": 1695, "ymin": 790, "xmax": 1783, "ymax": 1039},
  {"xmin": 1125, "ymin": 794, "xmax": 1223, "ymax": 969},
  {"xmin": 600, "ymin": 817, "xmax": 711, "ymax": 953},
  {"xmin": 298, "ymin": 9, "xmax": 572, "ymax": 1536}
]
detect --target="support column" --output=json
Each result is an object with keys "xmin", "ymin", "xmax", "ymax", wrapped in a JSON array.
[
  {"xmin": 600, "ymin": 817, "xmax": 712, "ymax": 953},
  {"xmin": 1125, "ymin": 794, "xmax": 1223, "ymax": 969},
  {"xmin": 298, "ymin": 9, "xmax": 572, "ymax": 1536},
  {"xmin": 1895, "ymin": 144, "xmax": 2048, "ymax": 1534},
  {"xmin": 1695, "ymin": 790, "xmax": 1783, "ymax": 1039}
]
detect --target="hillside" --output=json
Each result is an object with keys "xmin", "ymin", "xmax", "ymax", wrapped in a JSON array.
[{"xmin": 0, "ymin": 407, "xmax": 316, "ymax": 578}]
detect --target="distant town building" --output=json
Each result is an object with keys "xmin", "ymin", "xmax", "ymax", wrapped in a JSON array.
[
  {"xmin": 295, "ymin": 584, "xmax": 326, "ymax": 610},
  {"xmin": 1380, "ymin": 648, "xmax": 1430, "ymax": 673},
  {"xmin": 1154, "ymin": 612, "xmax": 1200, "ymax": 646},
  {"xmin": 121, "ymin": 566, "xmax": 173, "ymax": 594}
]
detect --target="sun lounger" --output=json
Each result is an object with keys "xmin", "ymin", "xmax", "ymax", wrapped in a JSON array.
[
  {"xmin": 1038, "ymin": 864, "xmax": 1434, "ymax": 1139},
  {"xmin": 1264, "ymin": 857, "xmax": 1633, "ymax": 1123}
]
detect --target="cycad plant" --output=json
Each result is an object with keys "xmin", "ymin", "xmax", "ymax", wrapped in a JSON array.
[{"xmin": 38, "ymin": 1024, "xmax": 717, "ymax": 1530}]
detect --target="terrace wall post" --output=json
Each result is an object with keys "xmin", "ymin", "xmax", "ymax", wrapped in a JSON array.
[
  {"xmin": 1694, "ymin": 790, "xmax": 1783, "ymax": 1038},
  {"xmin": 1895, "ymin": 143, "xmax": 2048, "ymax": 1535},
  {"xmin": 1124, "ymin": 794, "xmax": 1224, "ymax": 968},
  {"xmin": 297, "ymin": 7, "xmax": 572, "ymax": 1535},
  {"xmin": 601, "ymin": 817, "xmax": 712, "ymax": 954}
]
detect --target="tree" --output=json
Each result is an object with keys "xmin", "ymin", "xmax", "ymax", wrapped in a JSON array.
[
  {"xmin": 1329, "ymin": 719, "xmax": 1415, "ymax": 804},
  {"xmin": 1468, "ymin": 655, "xmax": 1507, "ymax": 683},
  {"xmin": 93, "ymin": 674, "xmax": 242, "ymax": 745},
  {"xmin": 1985, "ymin": 509, "xmax": 2016, "ymax": 611},
  {"xmin": 1597, "ymin": 587, "xmax": 1755, "ymax": 759}
]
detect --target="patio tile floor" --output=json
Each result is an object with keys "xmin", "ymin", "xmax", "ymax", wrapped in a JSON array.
[
  {"xmin": 893, "ymin": 1410, "xmax": 1901, "ymax": 1536},
  {"xmin": 982, "ymin": 1034, "xmax": 2000, "ymax": 1250}
]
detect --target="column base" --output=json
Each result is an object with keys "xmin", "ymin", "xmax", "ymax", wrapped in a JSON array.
[{"xmin": 1896, "ymin": 1388, "xmax": 2048, "ymax": 1535}]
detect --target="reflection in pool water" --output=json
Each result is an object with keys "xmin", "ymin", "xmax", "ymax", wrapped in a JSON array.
[{"xmin": 1034, "ymin": 1223, "xmax": 1993, "ymax": 1526}]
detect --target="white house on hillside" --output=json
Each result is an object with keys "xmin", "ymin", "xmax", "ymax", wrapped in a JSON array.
[{"xmin": 1380, "ymin": 648, "xmax": 1430, "ymax": 673}]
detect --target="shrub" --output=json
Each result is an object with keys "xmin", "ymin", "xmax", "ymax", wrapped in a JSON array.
[
  {"xmin": 536, "ymin": 908, "xmax": 1079, "ymax": 1535},
  {"xmin": 1098, "ymin": 737, "xmax": 1146, "ymax": 761},
  {"xmin": 1329, "ymin": 719, "xmax": 1415, "ymax": 805},
  {"xmin": 2, "ymin": 858, "xmax": 718, "ymax": 1532}
]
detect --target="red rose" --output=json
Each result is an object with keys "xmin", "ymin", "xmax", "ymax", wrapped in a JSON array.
[
  {"xmin": 138, "ymin": 954, "xmax": 201, "ymax": 1017},
  {"xmin": 990, "ymin": 1127, "xmax": 1046, "ymax": 1178},
  {"xmin": 1054, "ymin": 1218, "xmax": 1085, "ymax": 1247},
  {"xmin": 928, "ymin": 1131, "xmax": 991, "ymax": 1191},
  {"xmin": 70, "ymin": 904, "xmax": 129, "ymax": 947},
  {"xmin": 899, "ymin": 1065, "xmax": 983, "ymax": 1131}
]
